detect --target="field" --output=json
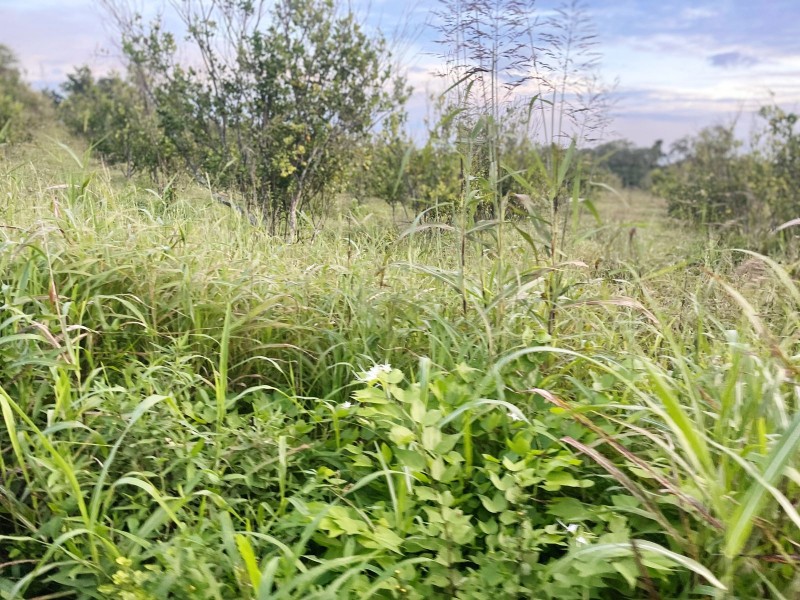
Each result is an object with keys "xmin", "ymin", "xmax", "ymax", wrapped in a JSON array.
[{"xmin": 1, "ymin": 130, "xmax": 799, "ymax": 599}]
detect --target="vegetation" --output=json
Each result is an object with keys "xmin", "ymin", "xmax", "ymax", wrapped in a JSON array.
[
  {"xmin": 1, "ymin": 1, "xmax": 800, "ymax": 598},
  {"xmin": 653, "ymin": 107, "xmax": 800, "ymax": 241},
  {"xmin": 586, "ymin": 139, "xmax": 664, "ymax": 189},
  {"xmin": 57, "ymin": 0, "xmax": 405, "ymax": 238},
  {"xmin": 0, "ymin": 45, "xmax": 45, "ymax": 144}
]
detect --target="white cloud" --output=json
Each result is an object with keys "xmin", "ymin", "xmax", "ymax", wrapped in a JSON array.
[
  {"xmin": 0, "ymin": 3, "xmax": 119, "ymax": 87},
  {"xmin": 3, "ymin": 0, "xmax": 800, "ymax": 147},
  {"xmin": 680, "ymin": 6, "xmax": 718, "ymax": 21}
]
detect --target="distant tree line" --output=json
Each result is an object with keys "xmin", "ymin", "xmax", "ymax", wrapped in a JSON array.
[{"xmin": 584, "ymin": 139, "xmax": 664, "ymax": 189}]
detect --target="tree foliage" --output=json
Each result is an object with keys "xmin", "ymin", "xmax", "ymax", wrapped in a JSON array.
[
  {"xmin": 749, "ymin": 105, "xmax": 800, "ymax": 226},
  {"xmin": 653, "ymin": 125, "xmax": 749, "ymax": 223},
  {"xmin": 0, "ymin": 44, "xmax": 44, "ymax": 143},
  {"xmin": 59, "ymin": 67, "xmax": 162, "ymax": 177},
  {"xmin": 62, "ymin": 0, "xmax": 406, "ymax": 237},
  {"xmin": 586, "ymin": 139, "xmax": 664, "ymax": 189},
  {"xmin": 653, "ymin": 108, "xmax": 800, "ymax": 232}
]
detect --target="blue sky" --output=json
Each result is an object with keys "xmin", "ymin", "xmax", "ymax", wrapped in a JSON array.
[{"xmin": 2, "ymin": 0, "xmax": 799, "ymax": 146}]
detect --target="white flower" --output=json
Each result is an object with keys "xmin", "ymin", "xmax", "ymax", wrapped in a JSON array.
[
  {"xmin": 341, "ymin": 401, "xmax": 353, "ymax": 409},
  {"xmin": 358, "ymin": 363, "xmax": 392, "ymax": 383},
  {"xmin": 558, "ymin": 520, "xmax": 579, "ymax": 534},
  {"xmin": 507, "ymin": 409, "xmax": 524, "ymax": 422},
  {"xmin": 559, "ymin": 520, "xmax": 589, "ymax": 545}
]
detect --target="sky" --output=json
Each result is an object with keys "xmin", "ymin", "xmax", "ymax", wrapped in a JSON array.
[{"xmin": 1, "ymin": 0, "xmax": 799, "ymax": 147}]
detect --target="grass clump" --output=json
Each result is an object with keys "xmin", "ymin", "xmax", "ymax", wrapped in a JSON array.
[{"xmin": 1, "ymin": 136, "xmax": 799, "ymax": 599}]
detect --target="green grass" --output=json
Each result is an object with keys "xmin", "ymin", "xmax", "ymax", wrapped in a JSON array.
[{"xmin": 1, "ymin": 132, "xmax": 799, "ymax": 599}]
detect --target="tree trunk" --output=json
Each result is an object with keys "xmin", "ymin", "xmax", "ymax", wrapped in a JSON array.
[{"xmin": 288, "ymin": 192, "xmax": 300, "ymax": 241}]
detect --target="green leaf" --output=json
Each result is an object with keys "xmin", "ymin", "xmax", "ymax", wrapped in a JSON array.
[
  {"xmin": 548, "ymin": 498, "xmax": 590, "ymax": 521},
  {"xmin": 361, "ymin": 526, "xmax": 404, "ymax": 554},
  {"xmin": 542, "ymin": 471, "xmax": 591, "ymax": 491},
  {"xmin": 235, "ymin": 534, "xmax": 262, "ymax": 591},
  {"xmin": 410, "ymin": 399, "xmax": 426, "ymax": 423},
  {"xmin": 421, "ymin": 426, "xmax": 442, "ymax": 451},
  {"xmin": 548, "ymin": 540, "xmax": 726, "ymax": 591},
  {"xmin": 724, "ymin": 409, "xmax": 800, "ymax": 559},
  {"xmin": 395, "ymin": 449, "xmax": 426, "ymax": 471},
  {"xmin": 479, "ymin": 493, "xmax": 508, "ymax": 514},
  {"xmin": 389, "ymin": 425, "xmax": 415, "ymax": 446}
]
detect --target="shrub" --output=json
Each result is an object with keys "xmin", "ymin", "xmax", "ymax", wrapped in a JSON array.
[
  {"xmin": 652, "ymin": 125, "xmax": 750, "ymax": 224},
  {"xmin": 76, "ymin": 0, "xmax": 408, "ymax": 237},
  {"xmin": 0, "ymin": 44, "xmax": 44, "ymax": 143},
  {"xmin": 653, "ymin": 107, "xmax": 800, "ymax": 233},
  {"xmin": 58, "ymin": 67, "xmax": 164, "ymax": 178}
]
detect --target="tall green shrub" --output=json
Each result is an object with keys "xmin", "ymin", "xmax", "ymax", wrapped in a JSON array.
[
  {"xmin": 749, "ymin": 105, "xmax": 800, "ymax": 226},
  {"xmin": 93, "ymin": 0, "xmax": 406, "ymax": 237},
  {"xmin": 0, "ymin": 44, "xmax": 43, "ymax": 143},
  {"xmin": 653, "ymin": 107, "xmax": 800, "ymax": 234},
  {"xmin": 59, "ymin": 67, "xmax": 165, "ymax": 178},
  {"xmin": 652, "ymin": 125, "xmax": 749, "ymax": 224}
]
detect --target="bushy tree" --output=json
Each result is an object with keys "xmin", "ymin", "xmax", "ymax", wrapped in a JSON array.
[
  {"xmin": 406, "ymin": 139, "xmax": 463, "ymax": 217},
  {"xmin": 652, "ymin": 125, "xmax": 749, "ymax": 224},
  {"xmin": 94, "ymin": 0, "xmax": 406, "ymax": 237},
  {"xmin": 349, "ymin": 112, "xmax": 416, "ymax": 213},
  {"xmin": 749, "ymin": 105, "xmax": 800, "ymax": 226},
  {"xmin": 59, "ymin": 67, "xmax": 164, "ymax": 178},
  {"xmin": 0, "ymin": 44, "xmax": 44, "ymax": 143},
  {"xmin": 653, "ymin": 107, "xmax": 800, "ymax": 232},
  {"xmin": 587, "ymin": 139, "xmax": 663, "ymax": 188}
]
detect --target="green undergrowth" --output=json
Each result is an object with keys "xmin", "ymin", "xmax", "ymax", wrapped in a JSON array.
[{"xmin": 1, "ymin": 137, "xmax": 799, "ymax": 598}]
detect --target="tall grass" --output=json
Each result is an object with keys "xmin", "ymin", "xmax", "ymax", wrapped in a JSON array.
[{"xmin": 1, "ymin": 136, "xmax": 798, "ymax": 598}]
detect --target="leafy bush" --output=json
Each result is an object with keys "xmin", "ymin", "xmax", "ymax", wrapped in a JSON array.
[
  {"xmin": 58, "ymin": 67, "xmax": 163, "ymax": 178},
  {"xmin": 652, "ymin": 125, "xmax": 749, "ymax": 224},
  {"xmin": 0, "ymin": 44, "xmax": 44, "ymax": 143},
  {"xmin": 60, "ymin": 0, "xmax": 406, "ymax": 237},
  {"xmin": 653, "ymin": 107, "xmax": 800, "ymax": 234},
  {"xmin": 748, "ymin": 105, "xmax": 800, "ymax": 227}
]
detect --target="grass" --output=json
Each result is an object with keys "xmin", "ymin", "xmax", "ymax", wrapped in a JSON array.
[{"xmin": 1, "ymin": 130, "xmax": 799, "ymax": 599}]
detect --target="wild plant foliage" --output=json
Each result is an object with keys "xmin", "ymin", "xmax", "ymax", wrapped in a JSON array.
[
  {"xmin": 60, "ymin": 0, "xmax": 406, "ymax": 237},
  {"xmin": 653, "ymin": 107, "xmax": 800, "ymax": 242},
  {"xmin": 750, "ymin": 105, "xmax": 800, "ymax": 227},
  {"xmin": 2, "ymin": 135, "xmax": 799, "ymax": 598},
  {"xmin": 0, "ymin": 45, "xmax": 45, "ymax": 144},
  {"xmin": 653, "ymin": 125, "xmax": 748, "ymax": 224},
  {"xmin": 58, "ymin": 68, "xmax": 160, "ymax": 178}
]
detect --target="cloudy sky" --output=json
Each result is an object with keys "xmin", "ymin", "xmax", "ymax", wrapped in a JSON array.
[{"xmin": 1, "ymin": 0, "xmax": 799, "ymax": 146}]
